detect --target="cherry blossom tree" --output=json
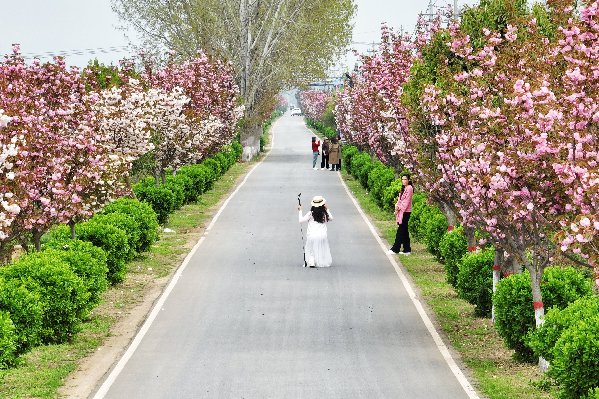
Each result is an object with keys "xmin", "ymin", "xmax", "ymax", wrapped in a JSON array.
[
  {"xmin": 422, "ymin": 1, "xmax": 599, "ymax": 333},
  {"xmin": 299, "ymin": 90, "xmax": 330, "ymax": 121},
  {"xmin": 0, "ymin": 48, "xmax": 117, "ymax": 250},
  {"xmin": 335, "ymin": 26, "xmax": 414, "ymax": 168}
]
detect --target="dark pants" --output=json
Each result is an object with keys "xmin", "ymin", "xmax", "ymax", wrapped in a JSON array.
[
  {"xmin": 330, "ymin": 162, "xmax": 339, "ymax": 171},
  {"xmin": 391, "ymin": 212, "xmax": 411, "ymax": 253},
  {"xmin": 320, "ymin": 153, "xmax": 329, "ymax": 169}
]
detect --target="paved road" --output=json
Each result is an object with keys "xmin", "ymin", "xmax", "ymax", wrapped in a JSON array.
[{"xmin": 96, "ymin": 114, "xmax": 476, "ymax": 398}]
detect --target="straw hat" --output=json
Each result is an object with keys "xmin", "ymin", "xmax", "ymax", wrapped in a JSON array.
[{"xmin": 311, "ymin": 195, "xmax": 326, "ymax": 207}]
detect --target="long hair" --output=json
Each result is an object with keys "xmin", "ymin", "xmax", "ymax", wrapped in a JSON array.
[
  {"xmin": 311, "ymin": 205, "xmax": 329, "ymax": 223},
  {"xmin": 400, "ymin": 174, "xmax": 413, "ymax": 197}
]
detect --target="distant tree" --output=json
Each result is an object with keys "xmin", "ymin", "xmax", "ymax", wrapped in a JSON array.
[{"xmin": 112, "ymin": 0, "xmax": 355, "ymax": 160}]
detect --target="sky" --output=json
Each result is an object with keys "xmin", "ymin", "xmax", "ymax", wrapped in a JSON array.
[{"xmin": 0, "ymin": 0, "xmax": 477, "ymax": 70}]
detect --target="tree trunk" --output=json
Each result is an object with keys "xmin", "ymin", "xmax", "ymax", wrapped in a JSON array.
[
  {"xmin": 464, "ymin": 226, "xmax": 477, "ymax": 252},
  {"xmin": 441, "ymin": 201, "xmax": 458, "ymax": 228},
  {"xmin": 32, "ymin": 228, "xmax": 43, "ymax": 252},
  {"xmin": 240, "ymin": 123, "xmax": 262, "ymax": 161},
  {"xmin": 527, "ymin": 262, "xmax": 549, "ymax": 371},
  {"xmin": 69, "ymin": 220, "xmax": 77, "ymax": 240},
  {"xmin": 491, "ymin": 249, "xmax": 503, "ymax": 322}
]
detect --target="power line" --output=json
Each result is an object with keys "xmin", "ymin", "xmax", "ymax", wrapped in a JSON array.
[{"xmin": 18, "ymin": 45, "xmax": 134, "ymax": 60}]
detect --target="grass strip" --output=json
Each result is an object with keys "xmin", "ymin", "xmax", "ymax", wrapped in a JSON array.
[
  {"xmin": 0, "ymin": 161, "xmax": 255, "ymax": 399},
  {"xmin": 341, "ymin": 171, "xmax": 556, "ymax": 399}
]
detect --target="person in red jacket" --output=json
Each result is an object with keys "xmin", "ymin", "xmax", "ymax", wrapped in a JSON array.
[
  {"xmin": 311, "ymin": 137, "xmax": 321, "ymax": 170},
  {"xmin": 387, "ymin": 175, "xmax": 413, "ymax": 255}
]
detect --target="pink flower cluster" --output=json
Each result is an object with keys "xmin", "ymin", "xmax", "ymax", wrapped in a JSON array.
[
  {"xmin": 335, "ymin": 25, "xmax": 414, "ymax": 164},
  {"xmin": 299, "ymin": 90, "xmax": 331, "ymax": 121},
  {"xmin": 0, "ymin": 47, "xmax": 242, "ymax": 248},
  {"xmin": 334, "ymin": 3, "xmax": 599, "ymax": 284}
]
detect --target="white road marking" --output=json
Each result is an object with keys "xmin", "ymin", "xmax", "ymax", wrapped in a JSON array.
[
  {"xmin": 337, "ymin": 172, "xmax": 480, "ymax": 399},
  {"xmin": 92, "ymin": 121, "xmax": 280, "ymax": 398}
]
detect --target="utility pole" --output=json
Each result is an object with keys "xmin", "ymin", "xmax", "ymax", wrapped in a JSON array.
[{"xmin": 454, "ymin": 0, "xmax": 459, "ymax": 20}]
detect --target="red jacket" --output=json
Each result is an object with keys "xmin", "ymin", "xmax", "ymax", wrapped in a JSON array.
[{"xmin": 311, "ymin": 140, "xmax": 320, "ymax": 152}]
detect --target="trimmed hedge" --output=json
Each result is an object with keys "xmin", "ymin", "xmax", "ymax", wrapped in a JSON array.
[
  {"xmin": 133, "ymin": 178, "xmax": 176, "ymax": 224},
  {"xmin": 408, "ymin": 193, "xmax": 429, "ymax": 241},
  {"xmin": 456, "ymin": 247, "xmax": 494, "ymax": 317},
  {"xmin": 0, "ymin": 277, "xmax": 43, "ymax": 354},
  {"xmin": 43, "ymin": 239, "xmax": 108, "ymax": 308},
  {"xmin": 382, "ymin": 179, "xmax": 404, "ymax": 213},
  {"xmin": 423, "ymin": 209, "xmax": 448, "ymax": 260},
  {"xmin": 102, "ymin": 198, "xmax": 158, "ymax": 252},
  {"xmin": 493, "ymin": 267, "xmax": 593, "ymax": 361},
  {"xmin": 0, "ymin": 252, "xmax": 90, "ymax": 343},
  {"xmin": 368, "ymin": 162, "xmax": 395, "ymax": 208},
  {"xmin": 341, "ymin": 145, "xmax": 359, "ymax": 171},
  {"xmin": 550, "ymin": 313, "xmax": 599, "ymax": 399},
  {"xmin": 91, "ymin": 213, "xmax": 140, "ymax": 261},
  {"xmin": 527, "ymin": 296, "xmax": 599, "ymax": 363},
  {"xmin": 439, "ymin": 226, "xmax": 468, "ymax": 288},
  {"xmin": 0, "ymin": 311, "xmax": 16, "ymax": 368}
]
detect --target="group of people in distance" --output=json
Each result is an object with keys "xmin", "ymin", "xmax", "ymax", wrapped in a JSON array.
[
  {"xmin": 311, "ymin": 136, "xmax": 341, "ymax": 171},
  {"xmin": 299, "ymin": 135, "xmax": 414, "ymax": 268}
]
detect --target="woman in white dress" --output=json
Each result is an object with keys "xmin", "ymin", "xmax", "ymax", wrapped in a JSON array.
[{"xmin": 298, "ymin": 195, "xmax": 333, "ymax": 267}]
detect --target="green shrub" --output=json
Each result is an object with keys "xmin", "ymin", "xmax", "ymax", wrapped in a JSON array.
[
  {"xmin": 91, "ymin": 212, "xmax": 139, "ymax": 261},
  {"xmin": 133, "ymin": 179, "xmax": 176, "ymax": 224},
  {"xmin": 541, "ymin": 266, "xmax": 593, "ymax": 309},
  {"xmin": 203, "ymin": 158, "xmax": 222, "ymax": 177},
  {"xmin": 102, "ymin": 198, "xmax": 158, "ymax": 252},
  {"xmin": 231, "ymin": 141, "xmax": 243, "ymax": 159},
  {"xmin": 527, "ymin": 296, "xmax": 599, "ymax": 363},
  {"xmin": 494, "ymin": 267, "xmax": 593, "ymax": 361},
  {"xmin": 550, "ymin": 314, "xmax": 599, "ymax": 399},
  {"xmin": 178, "ymin": 164, "xmax": 207, "ymax": 199},
  {"xmin": 171, "ymin": 173, "xmax": 195, "ymax": 204},
  {"xmin": 0, "ymin": 252, "xmax": 89, "ymax": 343},
  {"xmin": 423, "ymin": 210, "xmax": 448, "ymax": 260},
  {"xmin": 0, "ymin": 277, "xmax": 43, "ymax": 353},
  {"xmin": 348, "ymin": 152, "xmax": 369, "ymax": 178},
  {"xmin": 198, "ymin": 164, "xmax": 216, "ymax": 191},
  {"xmin": 164, "ymin": 176, "xmax": 186, "ymax": 210},
  {"xmin": 367, "ymin": 164, "xmax": 395, "ymax": 208},
  {"xmin": 341, "ymin": 145, "xmax": 359, "ymax": 171},
  {"xmin": 77, "ymin": 220, "xmax": 129, "ymax": 284},
  {"xmin": 439, "ymin": 226, "xmax": 468, "ymax": 288},
  {"xmin": 588, "ymin": 387, "xmax": 599, "ymax": 399},
  {"xmin": 213, "ymin": 153, "xmax": 228, "ymax": 172},
  {"xmin": 43, "ymin": 239, "xmax": 108, "ymax": 308},
  {"xmin": 457, "ymin": 247, "xmax": 494, "ymax": 317},
  {"xmin": 0, "ymin": 311, "xmax": 17, "ymax": 368},
  {"xmin": 356, "ymin": 157, "xmax": 375, "ymax": 189},
  {"xmin": 382, "ymin": 179, "xmax": 403, "ymax": 213},
  {"xmin": 408, "ymin": 193, "xmax": 427, "ymax": 240}
]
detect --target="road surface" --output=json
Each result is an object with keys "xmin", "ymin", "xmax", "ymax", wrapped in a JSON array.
[{"xmin": 95, "ymin": 113, "xmax": 478, "ymax": 399}]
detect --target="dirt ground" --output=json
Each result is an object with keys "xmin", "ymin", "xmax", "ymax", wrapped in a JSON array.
[{"xmin": 59, "ymin": 273, "xmax": 171, "ymax": 398}]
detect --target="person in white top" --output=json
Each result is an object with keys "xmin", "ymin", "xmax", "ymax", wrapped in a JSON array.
[{"xmin": 298, "ymin": 195, "xmax": 333, "ymax": 267}]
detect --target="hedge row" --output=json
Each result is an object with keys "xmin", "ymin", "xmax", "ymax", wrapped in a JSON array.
[
  {"xmin": 0, "ymin": 198, "xmax": 158, "ymax": 367},
  {"xmin": 305, "ymin": 118, "xmax": 338, "ymax": 139},
  {"xmin": 343, "ymin": 145, "xmax": 598, "ymax": 398},
  {"xmin": 0, "ymin": 144, "xmax": 242, "ymax": 368},
  {"xmin": 133, "ymin": 143, "xmax": 242, "ymax": 224}
]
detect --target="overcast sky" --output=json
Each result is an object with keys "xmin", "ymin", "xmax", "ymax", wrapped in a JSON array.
[{"xmin": 0, "ymin": 0, "xmax": 478, "ymax": 70}]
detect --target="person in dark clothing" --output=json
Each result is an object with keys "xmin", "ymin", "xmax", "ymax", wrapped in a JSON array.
[{"xmin": 320, "ymin": 138, "xmax": 330, "ymax": 170}]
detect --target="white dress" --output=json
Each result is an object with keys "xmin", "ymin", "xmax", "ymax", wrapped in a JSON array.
[{"xmin": 299, "ymin": 210, "xmax": 333, "ymax": 267}]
